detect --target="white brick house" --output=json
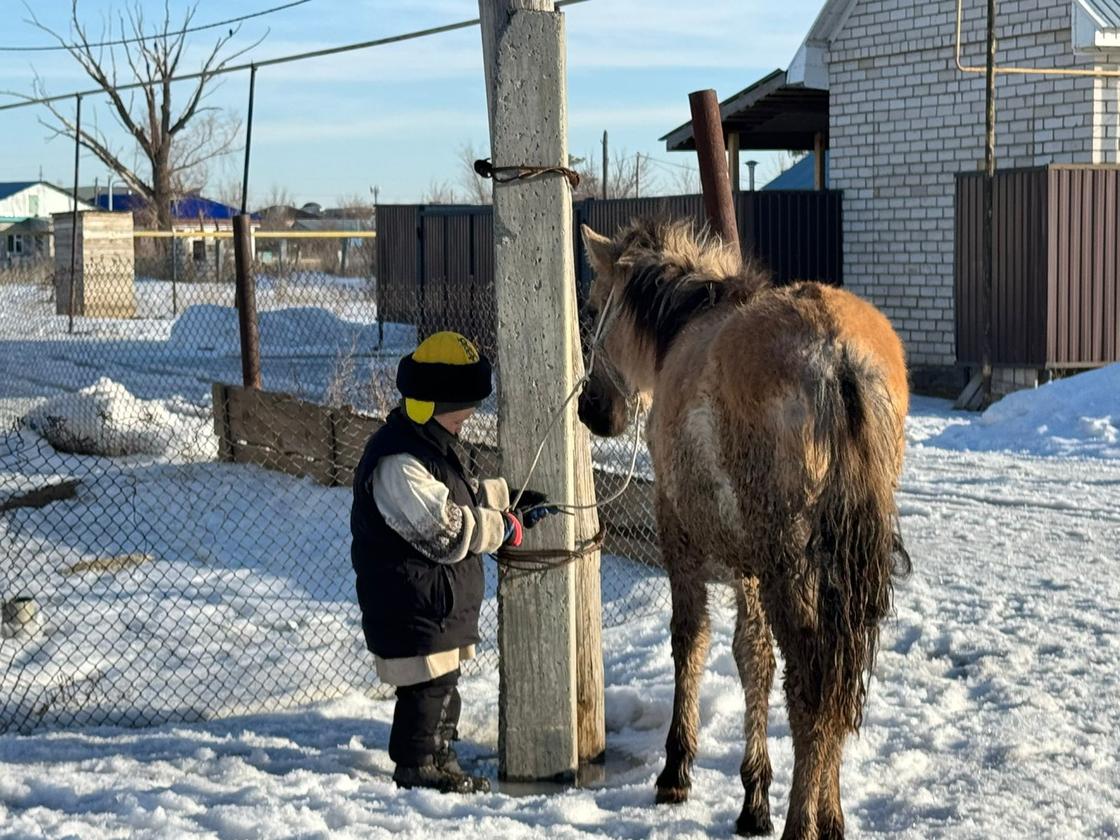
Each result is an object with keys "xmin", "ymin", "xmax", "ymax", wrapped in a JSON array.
[
  {"xmin": 666, "ymin": 1, "xmax": 1120, "ymax": 393},
  {"xmin": 663, "ymin": 0, "xmax": 1120, "ymax": 394}
]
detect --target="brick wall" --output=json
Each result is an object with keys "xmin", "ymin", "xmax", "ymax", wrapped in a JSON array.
[{"xmin": 828, "ymin": 0, "xmax": 1111, "ymax": 384}]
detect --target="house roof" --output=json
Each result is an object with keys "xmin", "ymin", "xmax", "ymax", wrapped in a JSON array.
[
  {"xmin": 0, "ymin": 180, "xmax": 92, "ymax": 205},
  {"xmin": 787, "ymin": 0, "xmax": 859, "ymax": 88},
  {"xmin": 661, "ymin": 69, "xmax": 829, "ymax": 153},
  {"xmin": 1081, "ymin": 0, "xmax": 1120, "ymax": 27},
  {"xmin": 0, "ymin": 181, "xmax": 38, "ymax": 201},
  {"xmin": 293, "ymin": 218, "xmax": 373, "ymax": 232},
  {"xmin": 93, "ymin": 192, "xmax": 256, "ymax": 220},
  {"xmin": 1074, "ymin": 0, "xmax": 1120, "ymax": 52},
  {"xmin": 762, "ymin": 152, "xmax": 830, "ymax": 190}
]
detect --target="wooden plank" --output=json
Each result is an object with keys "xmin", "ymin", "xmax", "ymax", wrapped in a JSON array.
[
  {"xmin": 331, "ymin": 409, "xmax": 383, "ymax": 483},
  {"xmin": 225, "ymin": 385, "xmax": 334, "ymax": 463},
  {"xmin": 231, "ymin": 440, "xmax": 335, "ymax": 486}
]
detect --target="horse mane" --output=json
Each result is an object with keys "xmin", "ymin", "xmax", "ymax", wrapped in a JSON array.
[{"xmin": 614, "ymin": 216, "xmax": 771, "ymax": 364}]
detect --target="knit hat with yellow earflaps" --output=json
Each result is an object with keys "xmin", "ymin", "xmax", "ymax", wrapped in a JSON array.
[{"xmin": 396, "ymin": 331, "xmax": 493, "ymax": 424}]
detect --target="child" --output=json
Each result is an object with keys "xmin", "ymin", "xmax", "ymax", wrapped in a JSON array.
[{"xmin": 350, "ymin": 331, "xmax": 554, "ymax": 793}]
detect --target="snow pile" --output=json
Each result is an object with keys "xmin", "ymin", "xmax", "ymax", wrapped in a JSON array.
[
  {"xmin": 23, "ymin": 377, "xmax": 216, "ymax": 459},
  {"xmin": 926, "ymin": 364, "xmax": 1120, "ymax": 459},
  {"xmin": 1, "ymin": 402, "xmax": 1120, "ymax": 836},
  {"xmin": 167, "ymin": 304, "xmax": 399, "ymax": 355}
]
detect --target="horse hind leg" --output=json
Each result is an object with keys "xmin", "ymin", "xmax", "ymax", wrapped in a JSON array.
[
  {"xmin": 816, "ymin": 733, "xmax": 846, "ymax": 840},
  {"xmin": 733, "ymin": 577, "xmax": 776, "ymax": 836},
  {"xmin": 780, "ymin": 655, "xmax": 847, "ymax": 840},
  {"xmin": 655, "ymin": 537, "xmax": 710, "ymax": 804}
]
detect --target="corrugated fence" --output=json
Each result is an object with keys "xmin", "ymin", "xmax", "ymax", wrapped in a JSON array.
[
  {"xmin": 956, "ymin": 165, "xmax": 1120, "ymax": 369},
  {"xmin": 377, "ymin": 191, "xmax": 844, "ymax": 351}
]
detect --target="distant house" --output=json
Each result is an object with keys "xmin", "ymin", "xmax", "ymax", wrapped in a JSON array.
[
  {"xmin": 253, "ymin": 202, "xmax": 374, "ymax": 273},
  {"xmin": 0, "ymin": 181, "xmax": 93, "ymax": 263},
  {"xmin": 665, "ymin": 0, "xmax": 1120, "ymax": 395},
  {"xmin": 91, "ymin": 191, "xmax": 259, "ymax": 271}
]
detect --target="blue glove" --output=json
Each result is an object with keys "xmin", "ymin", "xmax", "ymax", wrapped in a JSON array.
[
  {"xmin": 525, "ymin": 506, "xmax": 562, "ymax": 529},
  {"xmin": 512, "ymin": 488, "xmax": 559, "ymax": 530}
]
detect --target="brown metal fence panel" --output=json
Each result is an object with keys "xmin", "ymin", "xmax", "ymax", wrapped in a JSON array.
[
  {"xmin": 954, "ymin": 165, "xmax": 1120, "ymax": 369},
  {"xmin": 375, "ymin": 205, "xmax": 419, "ymax": 324},
  {"xmin": 1047, "ymin": 167, "xmax": 1120, "ymax": 366},
  {"xmin": 573, "ymin": 192, "xmax": 842, "ymax": 293},
  {"xmin": 742, "ymin": 191, "xmax": 844, "ymax": 287}
]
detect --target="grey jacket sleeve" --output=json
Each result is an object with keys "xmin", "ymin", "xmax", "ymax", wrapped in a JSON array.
[{"xmin": 370, "ymin": 454, "xmax": 509, "ymax": 563}]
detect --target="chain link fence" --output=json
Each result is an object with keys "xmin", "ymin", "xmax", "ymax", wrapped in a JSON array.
[{"xmin": 0, "ymin": 226, "xmax": 667, "ymax": 735}]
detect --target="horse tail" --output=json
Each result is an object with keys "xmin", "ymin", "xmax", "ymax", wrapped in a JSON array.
[{"xmin": 807, "ymin": 344, "xmax": 910, "ymax": 732}]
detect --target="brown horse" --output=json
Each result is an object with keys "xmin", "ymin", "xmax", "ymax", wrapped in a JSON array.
[{"xmin": 579, "ymin": 218, "xmax": 910, "ymax": 840}]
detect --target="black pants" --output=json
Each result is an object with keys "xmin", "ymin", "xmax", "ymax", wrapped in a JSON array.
[{"xmin": 388, "ymin": 668, "xmax": 461, "ymax": 766}]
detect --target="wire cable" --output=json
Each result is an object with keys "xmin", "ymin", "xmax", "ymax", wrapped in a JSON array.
[
  {"xmin": 0, "ymin": 0, "xmax": 591, "ymax": 113},
  {"xmin": 0, "ymin": 0, "xmax": 312, "ymax": 53}
]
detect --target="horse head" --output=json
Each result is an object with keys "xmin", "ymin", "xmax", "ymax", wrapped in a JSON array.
[
  {"xmin": 578, "ymin": 223, "xmax": 641, "ymax": 438},
  {"xmin": 577, "ymin": 218, "xmax": 757, "ymax": 438}
]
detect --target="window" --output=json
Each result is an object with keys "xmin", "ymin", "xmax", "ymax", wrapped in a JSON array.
[
  {"xmin": 28, "ymin": 195, "xmax": 39, "ymax": 216},
  {"xmin": 192, "ymin": 239, "xmax": 206, "ymax": 262},
  {"xmin": 6, "ymin": 234, "xmax": 23, "ymax": 255}
]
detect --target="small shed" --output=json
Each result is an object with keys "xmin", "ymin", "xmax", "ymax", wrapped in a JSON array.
[{"xmin": 52, "ymin": 211, "xmax": 136, "ymax": 318}]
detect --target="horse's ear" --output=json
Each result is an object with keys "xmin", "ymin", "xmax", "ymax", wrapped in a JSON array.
[{"xmin": 581, "ymin": 224, "xmax": 614, "ymax": 276}]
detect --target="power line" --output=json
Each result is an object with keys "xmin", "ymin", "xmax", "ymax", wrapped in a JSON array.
[
  {"xmin": 642, "ymin": 154, "xmax": 697, "ymax": 173},
  {"xmin": 0, "ymin": 0, "xmax": 591, "ymax": 114},
  {"xmin": 0, "ymin": 0, "xmax": 312, "ymax": 53}
]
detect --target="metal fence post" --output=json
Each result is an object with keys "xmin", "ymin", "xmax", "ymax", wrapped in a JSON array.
[{"xmin": 233, "ymin": 214, "xmax": 261, "ymax": 389}]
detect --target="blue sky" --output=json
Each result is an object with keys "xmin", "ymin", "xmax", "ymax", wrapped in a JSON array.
[{"xmin": 0, "ymin": 0, "xmax": 824, "ymax": 206}]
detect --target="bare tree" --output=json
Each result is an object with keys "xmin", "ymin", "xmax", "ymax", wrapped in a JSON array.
[
  {"xmin": 568, "ymin": 153, "xmax": 601, "ymax": 201},
  {"xmin": 457, "ymin": 142, "xmax": 492, "ymax": 205},
  {"xmin": 18, "ymin": 1, "xmax": 261, "ymax": 230},
  {"xmin": 667, "ymin": 162, "xmax": 701, "ymax": 195},
  {"xmin": 422, "ymin": 180, "xmax": 459, "ymax": 205},
  {"xmin": 333, "ymin": 192, "xmax": 376, "ymax": 218}
]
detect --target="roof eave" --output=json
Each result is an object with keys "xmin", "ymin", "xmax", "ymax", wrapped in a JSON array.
[
  {"xmin": 785, "ymin": 0, "xmax": 859, "ymax": 89},
  {"xmin": 660, "ymin": 69, "xmax": 788, "ymax": 152}
]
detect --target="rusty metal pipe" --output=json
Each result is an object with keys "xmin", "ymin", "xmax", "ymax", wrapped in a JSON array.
[{"xmin": 688, "ymin": 89, "xmax": 739, "ymax": 250}]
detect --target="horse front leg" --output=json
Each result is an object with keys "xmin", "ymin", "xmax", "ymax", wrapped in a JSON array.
[
  {"xmin": 733, "ymin": 577, "xmax": 775, "ymax": 836},
  {"xmin": 655, "ymin": 511, "xmax": 710, "ymax": 804}
]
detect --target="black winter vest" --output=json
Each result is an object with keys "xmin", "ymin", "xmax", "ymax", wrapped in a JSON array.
[{"xmin": 350, "ymin": 408, "xmax": 486, "ymax": 659}]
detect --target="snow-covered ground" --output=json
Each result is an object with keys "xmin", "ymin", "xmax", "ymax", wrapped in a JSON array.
[{"xmin": 2, "ymin": 283, "xmax": 1119, "ymax": 838}]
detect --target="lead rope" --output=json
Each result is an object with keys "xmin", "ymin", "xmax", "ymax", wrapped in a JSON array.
[{"xmin": 496, "ymin": 285, "xmax": 646, "ymax": 572}]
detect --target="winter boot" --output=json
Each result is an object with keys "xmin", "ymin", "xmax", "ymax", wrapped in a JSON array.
[
  {"xmin": 392, "ymin": 760, "xmax": 472, "ymax": 794},
  {"xmin": 434, "ymin": 685, "xmax": 491, "ymax": 793},
  {"xmin": 435, "ymin": 744, "xmax": 491, "ymax": 793}
]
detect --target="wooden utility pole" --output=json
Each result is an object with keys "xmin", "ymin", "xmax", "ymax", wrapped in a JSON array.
[
  {"xmin": 601, "ymin": 130, "xmax": 608, "ymax": 200},
  {"xmin": 478, "ymin": 0, "xmax": 604, "ymax": 779},
  {"xmin": 981, "ymin": 0, "xmax": 997, "ymax": 405}
]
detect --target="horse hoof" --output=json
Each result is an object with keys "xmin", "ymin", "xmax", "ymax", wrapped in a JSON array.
[
  {"xmin": 735, "ymin": 809, "xmax": 774, "ymax": 836},
  {"xmin": 655, "ymin": 785, "xmax": 690, "ymax": 804}
]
